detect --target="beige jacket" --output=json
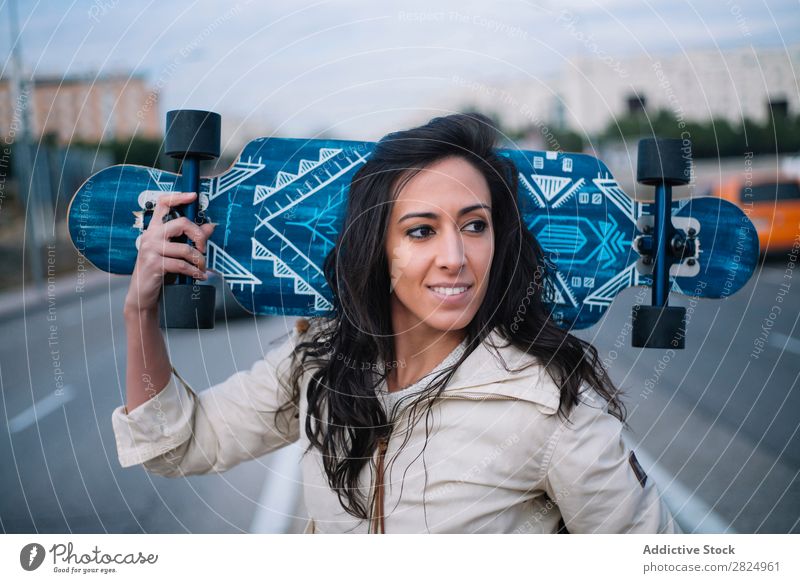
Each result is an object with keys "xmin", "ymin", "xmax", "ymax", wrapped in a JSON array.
[{"xmin": 112, "ymin": 318, "xmax": 680, "ymax": 534}]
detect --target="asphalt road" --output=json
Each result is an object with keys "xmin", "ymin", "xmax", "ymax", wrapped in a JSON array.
[
  {"xmin": 576, "ymin": 254, "xmax": 800, "ymax": 533},
  {"xmin": 1, "ymin": 257, "xmax": 797, "ymax": 533},
  {"xmin": 0, "ymin": 278, "xmax": 307, "ymax": 533}
]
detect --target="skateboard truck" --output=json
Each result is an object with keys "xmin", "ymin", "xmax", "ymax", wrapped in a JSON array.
[
  {"xmin": 631, "ymin": 138, "xmax": 693, "ymax": 349},
  {"xmin": 158, "ymin": 109, "xmax": 221, "ymax": 329}
]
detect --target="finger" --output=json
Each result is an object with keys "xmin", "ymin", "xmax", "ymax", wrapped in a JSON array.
[
  {"xmin": 159, "ymin": 256, "xmax": 208, "ymax": 280},
  {"xmin": 196, "ymin": 222, "xmax": 217, "ymax": 253},
  {"xmin": 156, "ymin": 241, "xmax": 207, "ymax": 271},
  {"xmin": 151, "ymin": 192, "xmax": 197, "ymax": 223},
  {"xmin": 161, "ymin": 216, "xmax": 206, "ymax": 245}
]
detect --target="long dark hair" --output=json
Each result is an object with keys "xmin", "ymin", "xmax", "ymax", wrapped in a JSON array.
[{"xmin": 279, "ymin": 112, "xmax": 626, "ymax": 521}]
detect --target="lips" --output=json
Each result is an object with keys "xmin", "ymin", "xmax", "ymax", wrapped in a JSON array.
[{"xmin": 427, "ymin": 284, "xmax": 473, "ymax": 302}]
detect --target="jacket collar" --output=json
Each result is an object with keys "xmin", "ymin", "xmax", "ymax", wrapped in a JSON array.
[
  {"xmin": 441, "ymin": 328, "xmax": 561, "ymax": 415},
  {"xmin": 302, "ymin": 318, "xmax": 562, "ymax": 415}
]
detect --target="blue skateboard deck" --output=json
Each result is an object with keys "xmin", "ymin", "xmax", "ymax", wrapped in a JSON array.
[{"xmin": 68, "ymin": 138, "xmax": 759, "ymax": 329}]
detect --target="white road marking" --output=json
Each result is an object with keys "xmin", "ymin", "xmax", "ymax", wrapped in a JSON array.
[
  {"xmin": 634, "ymin": 447, "xmax": 736, "ymax": 534},
  {"xmin": 769, "ymin": 332, "xmax": 800, "ymax": 356},
  {"xmin": 7, "ymin": 385, "xmax": 77, "ymax": 434},
  {"xmin": 249, "ymin": 441, "xmax": 304, "ymax": 534}
]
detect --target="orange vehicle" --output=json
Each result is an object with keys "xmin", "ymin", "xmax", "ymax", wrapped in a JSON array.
[{"xmin": 712, "ymin": 172, "xmax": 800, "ymax": 254}]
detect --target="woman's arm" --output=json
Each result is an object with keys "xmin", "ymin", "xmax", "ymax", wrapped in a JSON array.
[
  {"xmin": 123, "ymin": 191, "xmax": 214, "ymax": 413},
  {"xmin": 542, "ymin": 387, "xmax": 681, "ymax": 534},
  {"xmin": 123, "ymin": 306, "xmax": 171, "ymax": 413},
  {"xmin": 113, "ymin": 190, "xmax": 305, "ymax": 476},
  {"xmin": 111, "ymin": 320, "xmax": 307, "ymax": 477}
]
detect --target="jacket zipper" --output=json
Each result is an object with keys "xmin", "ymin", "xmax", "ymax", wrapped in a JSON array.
[
  {"xmin": 369, "ymin": 392, "xmax": 521, "ymax": 533},
  {"xmin": 437, "ymin": 392, "xmax": 518, "ymax": 402},
  {"xmin": 370, "ymin": 435, "xmax": 389, "ymax": 534}
]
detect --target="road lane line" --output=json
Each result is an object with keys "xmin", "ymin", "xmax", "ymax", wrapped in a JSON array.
[
  {"xmin": 633, "ymin": 447, "xmax": 737, "ymax": 534},
  {"xmin": 249, "ymin": 441, "xmax": 304, "ymax": 534},
  {"xmin": 769, "ymin": 332, "xmax": 800, "ymax": 356},
  {"xmin": 7, "ymin": 385, "xmax": 77, "ymax": 434}
]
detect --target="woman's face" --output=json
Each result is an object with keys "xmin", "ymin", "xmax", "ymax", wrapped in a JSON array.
[{"xmin": 384, "ymin": 155, "xmax": 494, "ymax": 336}]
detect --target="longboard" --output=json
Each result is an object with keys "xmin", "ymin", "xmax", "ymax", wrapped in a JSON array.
[{"xmin": 68, "ymin": 138, "xmax": 759, "ymax": 329}]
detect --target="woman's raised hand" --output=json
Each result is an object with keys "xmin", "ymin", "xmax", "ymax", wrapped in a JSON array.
[{"xmin": 123, "ymin": 192, "xmax": 216, "ymax": 316}]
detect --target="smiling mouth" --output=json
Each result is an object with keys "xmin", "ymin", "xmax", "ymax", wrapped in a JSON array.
[{"xmin": 426, "ymin": 284, "xmax": 473, "ymax": 298}]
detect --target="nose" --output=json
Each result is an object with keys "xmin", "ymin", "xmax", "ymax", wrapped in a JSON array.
[{"xmin": 435, "ymin": 226, "xmax": 466, "ymax": 272}]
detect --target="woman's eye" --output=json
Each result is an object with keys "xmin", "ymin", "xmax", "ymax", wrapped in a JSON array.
[
  {"xmin": 406, "ymin": 221, "xmax": 487, "ymax": 239},
  {"xmin": 406, "ymin": 225, "xmax": 433, "ymax": 239},
  {"xmin": 464, "ymin": 220, "xmax": 487, "ymax": 233}
]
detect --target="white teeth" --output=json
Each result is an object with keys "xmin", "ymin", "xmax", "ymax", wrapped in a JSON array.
[{"xmin": 431, "ymin": 286, "xmax": 468, "ymax": 295}]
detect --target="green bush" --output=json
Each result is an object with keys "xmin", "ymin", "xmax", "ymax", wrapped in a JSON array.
[{"xmin": 600, "ymin": 109, "xmax": 800, "ymax": 158}]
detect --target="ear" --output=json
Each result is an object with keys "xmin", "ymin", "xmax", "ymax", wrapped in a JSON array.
[{"xmin": 295, "ymin": 317, "xmax": 310, "ymax": 335}]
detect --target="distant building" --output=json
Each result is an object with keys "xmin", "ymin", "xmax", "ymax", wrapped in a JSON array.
[
  {"xmin": 459, "ymin": 43, "xmax": 800, "ymax": 136},
  {"xmin": 0, "ymin": 72, "xmax": 160, "ymax": 144}
]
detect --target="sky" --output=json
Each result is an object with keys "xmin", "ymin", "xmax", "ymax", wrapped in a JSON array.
[{"xmin": 1, "ymin": 0, "xmax": 799, "ymax": 144}]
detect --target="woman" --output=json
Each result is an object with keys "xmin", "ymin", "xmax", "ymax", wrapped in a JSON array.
[{"xmin": 114, "ymin": 113, "xmax": 679, "ymax": 534}]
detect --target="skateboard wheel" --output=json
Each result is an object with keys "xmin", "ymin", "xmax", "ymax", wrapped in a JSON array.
[
  {"xmin": 636, "ymin": 138, "xmax": 691, "ymax": 186},
  {"xmin": 165, "ymin": 110, "xmax": 221, "ymax": 160},
  {"xmin": 159, "ymin": 283, "xmax": 216, "ymax": 329},
  {"xmin": 631, "ymin": 304, "xmax": 686, "ymax": 349}
]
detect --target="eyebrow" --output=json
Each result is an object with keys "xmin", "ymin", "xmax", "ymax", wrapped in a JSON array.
[{"xmin": 397, "ymin": 204, "xmax": 492, "ymax": 223}]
